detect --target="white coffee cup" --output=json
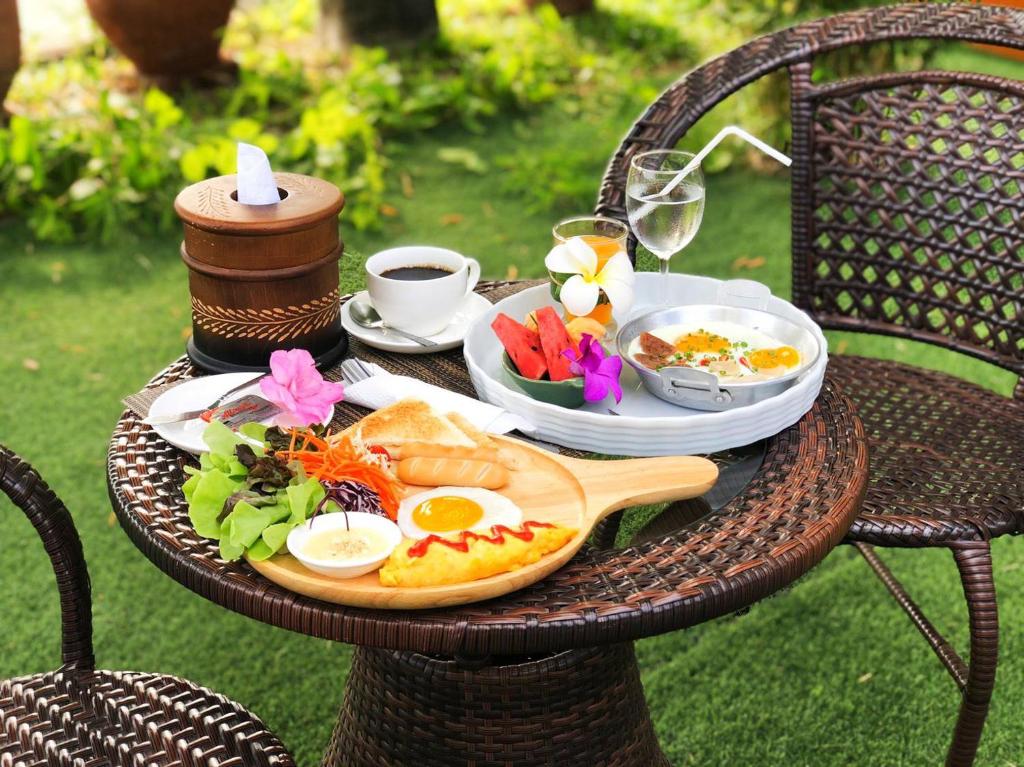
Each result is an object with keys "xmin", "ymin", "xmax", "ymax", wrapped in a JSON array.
[{"xmin": 365, "ymin": 246, "xmax": 481, "ymax": 336}]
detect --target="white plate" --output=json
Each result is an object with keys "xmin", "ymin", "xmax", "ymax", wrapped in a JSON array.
[
  {"xmin": 463, "ymin": 273, "xmax": 829, "ymax": 457},
  {"xmin": 147, "ymin": 373, "xmax": 334, "ymax": 454},
  {"xmin": 341, "ymin": 291, "xmax": 492, "ymax": 354}
]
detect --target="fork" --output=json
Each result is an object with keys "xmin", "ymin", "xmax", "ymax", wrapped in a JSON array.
[{"xmin": 339, "ymin": 358, "xmax": 376, "ymax": 385}]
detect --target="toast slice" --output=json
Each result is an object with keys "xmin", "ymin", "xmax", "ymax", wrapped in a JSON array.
[{"xmin": 350, "ymin": 399, "xmax": 477, "ymax": 450}]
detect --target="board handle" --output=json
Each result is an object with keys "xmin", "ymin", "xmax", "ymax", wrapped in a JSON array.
[{"xmin": 554, "ymin": 454, "xmax": 720, "ymax": 523}]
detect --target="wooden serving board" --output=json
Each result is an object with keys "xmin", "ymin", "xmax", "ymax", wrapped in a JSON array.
[{"xmin": 247, "ymin": 436, "xmax": 718, "ymax": 609}]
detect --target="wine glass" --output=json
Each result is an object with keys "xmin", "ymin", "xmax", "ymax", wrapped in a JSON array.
[{"xmin": 626, "ymin": 150, "xmax": 705, "ymax": 307}]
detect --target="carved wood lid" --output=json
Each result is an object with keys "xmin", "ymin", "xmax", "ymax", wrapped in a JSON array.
[{"xmin": 174, "ymin": 173, "xmax": 345, "ymax": 234}]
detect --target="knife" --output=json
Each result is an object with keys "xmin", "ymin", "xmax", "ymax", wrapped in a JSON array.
[
  {"xmin": 144, "ymin": 375, "xmax": 265, "ymax": 425},
  {"xmin": 145, "ymin": 394, "xmax": 280, "ymax": 427}
]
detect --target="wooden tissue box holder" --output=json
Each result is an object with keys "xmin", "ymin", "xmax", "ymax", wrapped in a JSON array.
[{"xmin": 175, "ymin": 172, "xmax": 348, "ymax": 373}]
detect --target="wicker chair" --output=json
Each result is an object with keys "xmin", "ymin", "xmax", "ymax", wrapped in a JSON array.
[
  {"xmin": 0, "ymin": 445, "xmax": 296, "ymax": 767},
  {"xmin": 597, "ymin": 5, "xmax": 1024, "ymax": 766}
]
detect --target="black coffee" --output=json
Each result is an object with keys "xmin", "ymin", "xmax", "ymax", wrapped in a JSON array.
[{"xmin": 380, "ymin": 265, "xmax": 454, "ymax": 281}]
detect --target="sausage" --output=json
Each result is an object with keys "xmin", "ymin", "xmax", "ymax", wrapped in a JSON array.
[
  {"xmin": 634, "ymin": 353, "xmax": 668, "ymax": 370},
  {"xmin": 389, "ymin": 442, "xmax": 502, "ymax": 464},
  {"xmin": 396, "ymin": 457, "xmax": 510, "ymax": 489}
]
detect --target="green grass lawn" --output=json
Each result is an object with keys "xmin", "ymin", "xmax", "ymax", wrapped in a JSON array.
[{"xmin": 1, "ymin": 44, "xmax": 1022, "ymax": 767}]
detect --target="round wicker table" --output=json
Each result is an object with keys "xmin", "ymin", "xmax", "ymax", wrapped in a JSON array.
[{"xmin": 107, "ymin": 281, "xmax": 868, "ymax": 766}]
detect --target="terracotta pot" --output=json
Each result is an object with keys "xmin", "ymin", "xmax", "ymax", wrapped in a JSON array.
[
  {"xmin": 524, "ymin": 0, "xmax": 594, "ymax": 16},
  {"xmin": 175, "ymin": 173, "xmax": 348, "ymax": 373},
  {"xmin": 84, "ymin": 0, "xmax": 236, "ymax": 86},
  {"xmin": 0, "ymin": 0, "xmax": 20, "ymax": 117}
]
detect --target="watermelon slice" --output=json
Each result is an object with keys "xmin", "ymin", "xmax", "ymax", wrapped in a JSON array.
[
  {"xmin": 535, "ymin": 306, "xmax": 576, "ymax": 382},
  {"xmin": 492, "ymin": 313, "xmax": 548, "ymax": 380}
]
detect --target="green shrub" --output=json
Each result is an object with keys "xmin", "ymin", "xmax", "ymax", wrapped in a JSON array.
[{"xmin": 0, "ymin": 0, "xmax": 923, "ymax": 245}]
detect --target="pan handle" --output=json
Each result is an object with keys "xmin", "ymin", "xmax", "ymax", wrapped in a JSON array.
[{"xmin": 658, "ymin": 366, "xmax": 733, "ymax": 407}]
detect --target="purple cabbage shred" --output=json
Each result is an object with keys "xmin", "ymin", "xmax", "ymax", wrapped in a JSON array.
[{"xmin": 313, "ymin": 480, "xmax": 387, "ymax": 520}]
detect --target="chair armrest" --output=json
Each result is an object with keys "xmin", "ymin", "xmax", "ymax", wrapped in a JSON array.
[{"xmin": 0, "ymin": 445, "xmax": 94, "ymax": 671}]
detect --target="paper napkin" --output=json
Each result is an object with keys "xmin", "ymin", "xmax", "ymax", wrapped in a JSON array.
[
  {"xmin": 343, "ymin": 361, "xmax": 536, "ymax": 436},
  {"xmin": 236, "ymin": 142, "xmax": 280, "ymax": 205}
]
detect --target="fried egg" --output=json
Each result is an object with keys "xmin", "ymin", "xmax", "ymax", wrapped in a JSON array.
[
  {"xmin": 629, "ymin": 320, "xmax": 801, "ymax": 380},
  {"xmin": 397, "ymin": 486, "xmax": 523, "ymax": 540}
]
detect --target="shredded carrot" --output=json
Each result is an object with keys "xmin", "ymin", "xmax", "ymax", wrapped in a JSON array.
[{"xmin": 279, "ymin": 429, "xmax": 401, "ymax": 519}]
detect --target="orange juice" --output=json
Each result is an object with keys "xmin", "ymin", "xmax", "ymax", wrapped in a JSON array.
[
  {"xmin": 550, "ymin": 218, "xmax": 628, "ymax": 328},
  {"xmin": 579, "ymin": 234, "xmax": 623, "ymax": 270},
  {"xmin": 567, "ymin": 235, "xmax": 621, "ymax": 324}
]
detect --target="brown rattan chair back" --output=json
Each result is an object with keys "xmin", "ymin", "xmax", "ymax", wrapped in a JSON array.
[
  {"xmin": 789, "ymin": 66, "xmax": 1024, "ymax": 376},
  {"xmin": 0, "ymin": 445, "xmax": 94, "ymax": 670},
  {"xmin": 595, "ymin": 3, "xmax": 1024, "ymax": 395}
]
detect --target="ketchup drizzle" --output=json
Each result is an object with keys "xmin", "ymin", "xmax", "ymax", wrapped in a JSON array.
[{"xmin": 407, "ymin": 521, "xmax": 556, "ymax": 558}]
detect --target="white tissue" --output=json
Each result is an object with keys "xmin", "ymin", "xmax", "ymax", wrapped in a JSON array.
[
  {"xmin": 236, "ymin": 142, "xmax": 280, "ymax": 205},
  {"xmin": 343, "ymin": 362, "xmax": 536, "ymax": 436}
]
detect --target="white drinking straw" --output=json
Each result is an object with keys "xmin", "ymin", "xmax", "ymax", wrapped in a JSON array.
[{"xmin": 653, "ymin": 125, "xmax": 792, "ymax": 199}]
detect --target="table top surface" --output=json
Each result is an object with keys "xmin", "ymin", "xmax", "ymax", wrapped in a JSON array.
[{"xmin": 107, "ymin": 280, "xmax": 868, "ymax": 656}]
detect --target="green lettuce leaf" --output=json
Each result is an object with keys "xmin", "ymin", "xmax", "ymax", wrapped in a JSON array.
[
  {"xmin": 239, "ymin": 422, "xmax": 269, "ymax": 443},
  {"xmin": 285, "ymin": 477, "xmax": 326, "ymax": 525},
  {"xmin": 246, "ymin": 539, "xmax": 274, "ymax": 561},
  {"xmin": 219, "ymin": 537, "xmax": 244, "ymax": 562},
  {"xmin": 203, "ymin": 419, "xmax": 245, "ymax": 457},
  {"xmin": 188, "ymin": 469, "xmax": 242, "ymax": 539},
  {"xmin": 223, "ymin": 501, "xmax": 275, "ymax": 550},
  {"xmin": 181, "ymin": 472, "xmax": 201, "ymax": 504},
  {"xmin": 265, "ymin": 502, "xmax": 292, "ymax": 524},
  {"xmin": 251, "ymin": 521, "xmax": 296, "ymax": 560}
]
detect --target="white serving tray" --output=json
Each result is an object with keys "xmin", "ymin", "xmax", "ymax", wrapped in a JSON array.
[{"xmin": 463, "ymin": 273, "xmax": 828, "ymax": 456}]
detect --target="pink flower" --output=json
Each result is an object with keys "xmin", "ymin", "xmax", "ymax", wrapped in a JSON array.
[
  {"xmin": 562, "ymin": 334, "xmax": 623, "ymax": 404},
  {"xmin": 259, "ymin": 349, "xmax": 345, "ymax": 427}
]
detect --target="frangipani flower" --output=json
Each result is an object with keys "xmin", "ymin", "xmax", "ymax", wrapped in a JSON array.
[
  {"xmin": 545, "ymin": 236, "xmax": 634, "ymax": 321},
  {"xmin": 562, "ymin": 334, "xmax": 623, "ymax": 404},
  {"xmin": 260, "ymin": 349, "xmax": 345, "ymax": 427}
]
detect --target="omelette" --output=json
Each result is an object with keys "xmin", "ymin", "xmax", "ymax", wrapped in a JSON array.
[{"xmin": 378, "ymin": 521, "xmax": 577, "ymax": 588}]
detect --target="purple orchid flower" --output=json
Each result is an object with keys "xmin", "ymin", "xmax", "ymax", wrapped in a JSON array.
[{"xmin": 562, "ymin": 333, "xmax": 623, "ymax": 404}]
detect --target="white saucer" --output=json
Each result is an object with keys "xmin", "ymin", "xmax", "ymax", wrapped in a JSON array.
[
  {"xmin": 147, "ymin": 373, "xmax": 333, "ymax": 454},
  {"xmin": 341, "ymin": 291, "xmax": 492, "ymax": 354}
]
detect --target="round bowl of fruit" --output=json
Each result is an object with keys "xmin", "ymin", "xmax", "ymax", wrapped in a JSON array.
[
  {"xmin": 492, "ymin": 307, "xmax": 613, "ymax": 410},
  {"xmin": 500, "ymin": 352, "xmax": 585, "ymax": 408}
]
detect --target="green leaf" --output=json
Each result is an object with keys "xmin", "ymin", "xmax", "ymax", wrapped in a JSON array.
[
  {"xmin": 223, "ymin": 501, "xmax": 274, "ymax": 549},
  {"xmin": 437, "ymin": 147, "xmax": 489, "ymax": 174},
  {"xmin": 219, "ymin": 537, "xmax": 245, "ymax": 562},
  {"xmin": 239, "ymin": 422, "xmax": 269, "ymax": 443},
  {"xmin": 179, "ymin": 146, "xmax": 211, "ymax": 182},
  {"xmin": 182, "ymin": 472, "xmax": 201, "ymax": 504},
  {"xmin": 203, "ymin": 420, "xmax": 244, "ymax": 456},
  {"xmin": 286, "ymin": 477, "xmax": 325, "ymax": 525},
  {"xmin": 246, "ymin": 538, "xmax": 274, "ymax": 561},
  {"xmin": 265, "ymin": 502, "xmax": 292, "ymax": 525},
  {"xmin": 228, "ymin": 117, "xmax": 263, "ymax": 142},
  {"xmin": 258, "ymin": 521, "xmax": 296, "ymax": 558},
  {"xmin": 187, "ymin": 469, "xmax": 242, "ymax": 539}
]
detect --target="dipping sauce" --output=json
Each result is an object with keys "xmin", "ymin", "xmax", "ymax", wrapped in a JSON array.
[{"xmin": 303, "ymin": 527, "xmax": 393, "ymax": 562}]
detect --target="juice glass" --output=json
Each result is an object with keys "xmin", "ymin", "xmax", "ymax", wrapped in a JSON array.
[{"xmin": 549, "ymin": 216, "xmax": 628, "ymax": 327}]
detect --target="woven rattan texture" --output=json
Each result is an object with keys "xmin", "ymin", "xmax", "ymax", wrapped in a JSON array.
[
  {"xmin": 0, "ymin": 448, "xmax": 295, "ymax": 767},
  {"xmin": 106, "ymin": 280, "xmax": 867, "ymax": 656},
  {"xmin": 792, "ymin": 70, "xmax": 1024, "ymax": 374},
  {"xmin": 829, "ymin": 356, "xmax": 1024, "ymax": 547},
  {"xmin": 0, "ymin": 670, "xmax": 294, "ymax": 767},
  {"xmin": 598, "ymin": 5, "xmax": 1024, "ymax": 217},
  {"xmin": 326, "ymin": 644, "xmax": 668, "ymax": 767},
  {"xmin": 0, "ymin": 447, "xmax": 93, "ymax": 671},
  {"xmin": 595, "ymin": 3, "xmax": 1024, "ymax": 547}
]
